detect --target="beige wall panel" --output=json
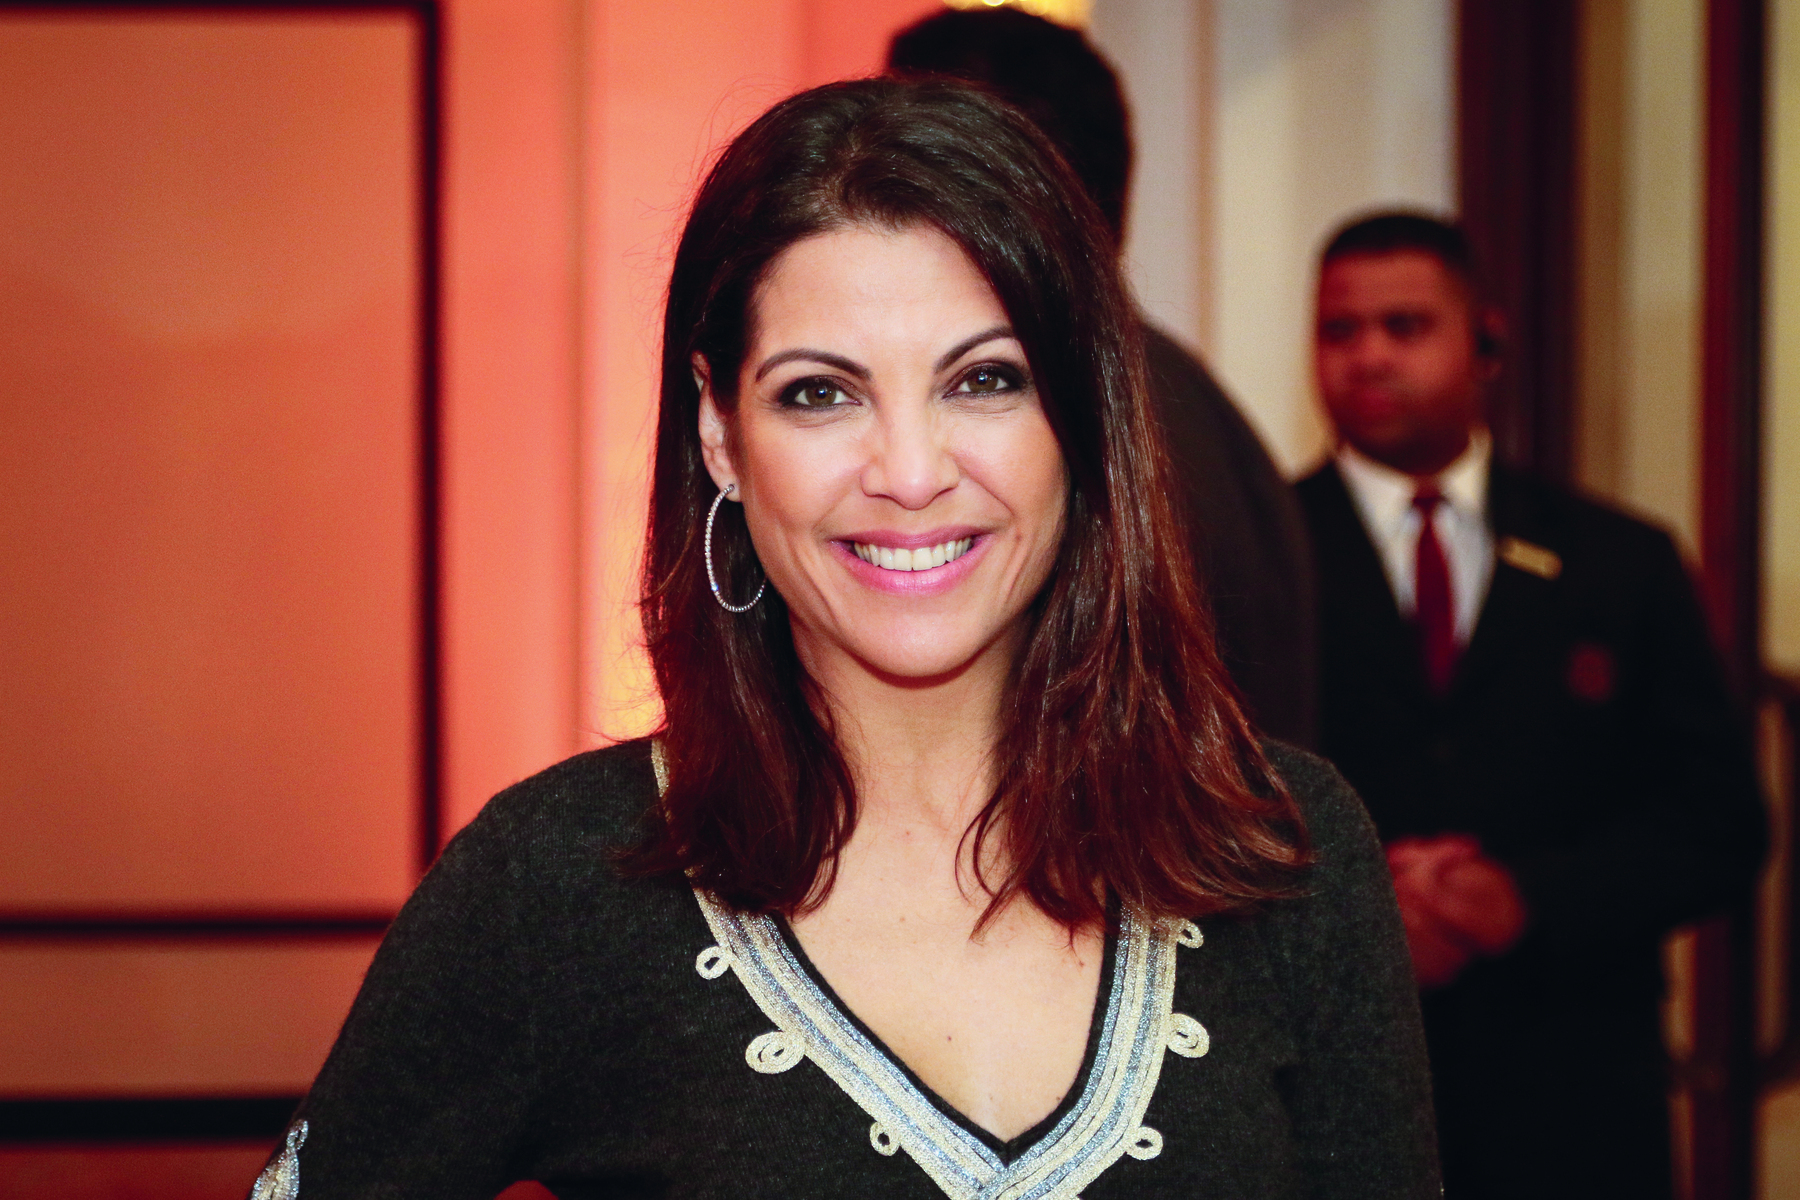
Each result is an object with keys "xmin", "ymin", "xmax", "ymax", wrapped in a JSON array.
[
  {"xmin": 1618, "ymin": 0, "xmax": 1705, "ymax": 553},
  {"xmin": 1766, "ymin": 0, "xmax": 1800, "ymax": 678},
  {"xmin": 1762, "ymin": 0, "xmax": 1800, "ymax": 1180},
  {"xmin": 1574, "ymin": 0, "xmax": 1704, "ymax": 552},
  {"xmin": 0, "ymin": 941, "xmax": 375, "ymax": 1094},
  {"xmin": 0, "ymin": 15, "xmax": 420, "ymax": 907},
  {"xmin": 1206, "ymin": 0, "xmax": 1454, "ymax": 476}
]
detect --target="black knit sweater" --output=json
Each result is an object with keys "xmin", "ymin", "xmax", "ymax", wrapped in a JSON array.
[{"xmin": 263, "ymin": 740, "xmax": 1439, "ymax": 1199}]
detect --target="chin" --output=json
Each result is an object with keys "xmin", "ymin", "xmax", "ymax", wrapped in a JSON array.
[
  {"xmin": 847, "ymin": 623, "xmax": 1003, "ymax": 685},
  {"xmin": 1347, "ymin": 430, "xmax": 1430, "ymax": 468}
]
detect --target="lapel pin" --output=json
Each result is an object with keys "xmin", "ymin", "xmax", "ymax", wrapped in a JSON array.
[{"xmin": 1498, "ymin": 536, "xmax": 1562, "ymax": 581}]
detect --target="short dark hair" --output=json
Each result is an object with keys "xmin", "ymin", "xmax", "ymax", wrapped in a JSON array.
[
  {"xmin": 887, "ymin": 8, "xmax": 1132, "ymax": 243},
  {"xmin": 1321, "ymin": 211, "xmax": 1501, "ymax": 356},
  {"xmin": 633, "ymin": 79, "xmax": 1305, "ymax": 930},
  {"xmin": 1321, "ymin": 211, "xmax": 1479, "ymax": 290}
]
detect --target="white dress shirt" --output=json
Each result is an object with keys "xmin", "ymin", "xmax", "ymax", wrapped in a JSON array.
[{"xmin": 1335, "ymin": 432, "xmax": 1495, "ymax": 647}]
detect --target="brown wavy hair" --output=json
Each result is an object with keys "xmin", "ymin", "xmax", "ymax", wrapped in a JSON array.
[{"xmin": 630, "ymin": 79, "xmax": 1306, "ymax": 930}]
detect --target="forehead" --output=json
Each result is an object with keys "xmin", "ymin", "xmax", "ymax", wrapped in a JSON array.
[
  {"xmin": 750, "ymin": 222, "xmax": 1003, "ymax": 345},
  {"xmin": 1316, "ymin": 249, "xmax": 1470, "ymax": 314}
]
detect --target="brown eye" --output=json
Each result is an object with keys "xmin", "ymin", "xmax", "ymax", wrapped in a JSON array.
[
  {"xmin": 781, "ymin": 379, "xmax": 849, "ymax": 408},
  {"xmin": 955, "ymin": 364, "xmax": 1021, "ymax": 395},
  {"xmin": 1384, "ymin": 312, "xmax": 1432, "ymax": 339}
]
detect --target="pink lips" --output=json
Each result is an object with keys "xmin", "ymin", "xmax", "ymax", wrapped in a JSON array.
[{"xmin": 832, "ymin": 528, "xmax": 987, "ymax": 596}]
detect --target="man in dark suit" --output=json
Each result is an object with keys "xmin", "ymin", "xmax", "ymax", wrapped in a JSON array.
[
  {"xmin": 888, "ymin": 8, "xmax": 1316, "ymax": 746},
  {"xmin": 1296, "ymin": 212, "xmax": 1766, "ymax": 1198}
]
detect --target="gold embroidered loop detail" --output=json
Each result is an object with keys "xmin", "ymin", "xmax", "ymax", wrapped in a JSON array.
[
  {"xmin": 745, "ymin": 1030, "xmax": 805, "ymax": 1073},
  {"xmin": 1124, "ymin": 1126, "xmax": 1164, "ymax": 1160},
  {"xmin": 1175, "ymin": 921, "xmax": 1203, "ymax": 948},
  {"xmin": 696, "ymin": 945, "xmax": 733, "ymax": 979},
  {"xmin": 1166, "ymin": 1012, "xmax": 1210, "ymax": 1058},
  {"xmin": 870, "ymin": 1121, "xmax": 900, "ymax": 1155},
  {"xmin": 250, "ymin": 1120, "xmax": 308, "ymax": 1200}
]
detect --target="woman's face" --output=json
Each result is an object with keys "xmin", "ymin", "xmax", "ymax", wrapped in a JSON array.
[{"xmin": 698, "ymin": 222, "xmax": 1068, "ymax": 688}]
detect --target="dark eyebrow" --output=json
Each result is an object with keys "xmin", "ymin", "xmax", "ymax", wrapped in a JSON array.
[
  {"xmin": 935, "ymin": 325, "xmax": 1015, "ymax": 372},
  {"xmin": 751, "ymin": 325, "xmax": 1017, "ymax": 383},
  {"xmin": 753, "ymin": 349, "xmax": 870, "ymax": 383}
]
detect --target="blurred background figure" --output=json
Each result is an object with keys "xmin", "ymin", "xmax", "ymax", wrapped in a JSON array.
[
  {"xmin": 1295, "ymin": 211, "xmax": 1767, "ymax": 1199},
  {"xmin": 889, "ymin": 6, "xmax": 1318, "ymax": 748}
]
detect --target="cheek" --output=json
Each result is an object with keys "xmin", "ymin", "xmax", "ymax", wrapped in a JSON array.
[
  {"xmin": 734, "ymin": 417, "xmax": 852, "ymax": 528},
  {"xmin": 1316, "ymin": 349, "xmax": 1360, "ymax": 402},
  {"xmin": 973, "ymin": 413, "xmax": 1068, "ymax": 543},
  {"xmin": 1417, "ymin": 344, "xmax": 1480, "ymax": 409}
]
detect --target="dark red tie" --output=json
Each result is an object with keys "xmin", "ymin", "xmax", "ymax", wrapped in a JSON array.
[{"xmin": 1413, "ymin": 487, "xmax": 1456, "ymax": 694}]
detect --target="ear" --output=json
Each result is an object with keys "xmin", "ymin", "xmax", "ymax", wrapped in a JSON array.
[
  {"xmin": 1475, "ymin": 307, "xmax": 1506, "ymax": 381},
  {"xmin": 694, "ymin": 355, "xmax": 739, "ymax": 496}
]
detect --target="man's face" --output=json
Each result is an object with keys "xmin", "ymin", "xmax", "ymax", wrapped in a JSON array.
[{"xmin": 1313, "ymin": 249, "xmax": 1491, "ymax": 476}]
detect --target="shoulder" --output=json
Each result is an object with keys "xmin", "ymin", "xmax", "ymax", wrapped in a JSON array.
[
  {"xmin": 377, "ymin": 738, "xmax": 692, "ymax": 985},
  {"xmin": 1492, "ymin": 466, "xmax": 1666, "ymax": 541},
  {"xmin": 1261, "ymin": 739, "xmax": 1381, "ymax": 874},
  {"xmin": 1490, "ymin": 467, "xmax": 1685, "ymax": 582},
  {"xmin": 1293, "ymin": 461, "xmax": 1350, "ymax": 516},
  {"xmin": 434, "ymin": 739, "xmax": 660, "ymax": 886}
]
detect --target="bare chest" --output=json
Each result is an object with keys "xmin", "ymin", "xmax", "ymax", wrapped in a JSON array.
[{"xmin": 789, "ymin": 878, "xmax": 1103, "ymax": 1142}]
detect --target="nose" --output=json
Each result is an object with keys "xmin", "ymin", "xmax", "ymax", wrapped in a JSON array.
[
  {"xmin": 861, "ymin": 402, "xmax": 958, "ymax": 510},
  {"xmin": 1345, "ymin": 326, "xmax": 1397, "ymax": 378}
]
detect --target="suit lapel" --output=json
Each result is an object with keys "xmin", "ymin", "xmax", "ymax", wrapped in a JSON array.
[
  {"xmin": 1305, "ymin": 464, "xmax": 1434, "ymax": 704},
  {"xmin": 1449, "ymin": 465, "xmax": 1560, "ymax": 702}
]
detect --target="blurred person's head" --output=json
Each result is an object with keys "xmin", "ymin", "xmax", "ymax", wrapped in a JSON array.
[
  {"xmin": 1313, "ymin": 212, "xmax": 1504, "ymax": 477},
  {"xmin": 887, "ymin": 8, "xmax": 1132, "ymax": 246}
]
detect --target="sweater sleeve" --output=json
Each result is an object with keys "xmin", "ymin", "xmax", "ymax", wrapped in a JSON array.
[
  {"xmin": 254, "ymin": 798, "xmax": 540, "ymax": 1200},
  {"xmin": 1265, "ymin": 745, "xmax": 1442, "ymax": 1199}
]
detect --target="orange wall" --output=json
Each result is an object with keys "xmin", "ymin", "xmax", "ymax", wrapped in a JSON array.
[
  {"xmin": 0, "ymin": 2, "xmax": 943, "ymax": 1185},
  {"xmin": 445, "ymin": 0, "xmax": 940, "ymax": 832},
  {"xmin": 579, "ymin": 0, "xmax": 809, "ymax": 754},
  {"xmin": 0, "ymin": 13, "xmax": 420, "ymax": 1108},
  {"xmin": 440, "ymin": 0, "xmax": 584, "ymax": 834},
  {"xmin": 0, "ymin": 14, "xmax": 419, "ymax": 913},
  {"xmin": 0, "ymin": 0, "xmax": 951, "ymax": 1094},
  {"xmin": 0, "ymin": 1, "xmax": 937, "ymax": 1195},
  {"xmin": 576, "ymin": 0, "xmax": 940, "ymax": 761}
]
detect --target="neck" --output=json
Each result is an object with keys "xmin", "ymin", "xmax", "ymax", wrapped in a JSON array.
[
  {"xmin": 794, "ymin": 624, "xmax": 1020, "ymax": 836},
  {"xmin": 1352, "ymin": 426, "xmax": 1477, "ymax": 479}
]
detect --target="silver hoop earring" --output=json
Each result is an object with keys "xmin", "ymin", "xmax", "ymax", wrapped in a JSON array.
[{"xmin": 705, "ymin": 483, "xmax": 767, "ymax": 613}]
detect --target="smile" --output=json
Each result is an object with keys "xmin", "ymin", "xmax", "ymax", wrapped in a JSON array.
[{"xmin": 851, "ymin": 537, "xmax": 975, "ymax": 572}]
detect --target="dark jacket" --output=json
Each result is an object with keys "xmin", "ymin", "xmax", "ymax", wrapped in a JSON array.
[
  {"xmin": 1144, "ymin": 325, "xmax": 1316, "ymax": 746},
  {"xmin": 1297, "ymin": 460, "xmax": 1766, "ymax": 1199}
]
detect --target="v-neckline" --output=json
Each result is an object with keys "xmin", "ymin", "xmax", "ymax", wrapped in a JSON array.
[
  {"xmin": 768, "ymin": 907, "xmax": 1119, "ymax": 1163},
  {"xmin": 690, "ymin": 887, "xmax": 1203, "ymax": 1200}
]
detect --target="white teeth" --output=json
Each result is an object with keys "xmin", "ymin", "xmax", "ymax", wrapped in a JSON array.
[{"xmin": 851, "ymin": 537, "xmax": 974, "ymax": 572}]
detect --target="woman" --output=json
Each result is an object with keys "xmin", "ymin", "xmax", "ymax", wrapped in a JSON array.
[{"xmin": 255, "ymin": 80, "xmax": 1436, "ymax": 1200}]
